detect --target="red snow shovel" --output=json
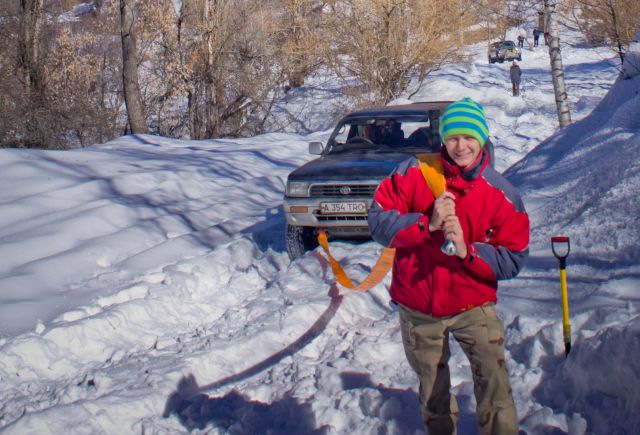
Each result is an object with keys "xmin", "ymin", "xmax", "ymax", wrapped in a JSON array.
[{"xmin": 551, "ymin": 236, "xmax": 571, "ymax": 356}]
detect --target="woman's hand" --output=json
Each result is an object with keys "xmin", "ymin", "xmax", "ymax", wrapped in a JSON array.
[
  {"xmin": 442, "ymin": 215, "xmax": 467, "ymax": 259},
  {"xmin": 431, "ymin": 192, "xmax": 467, "ymax": 259},
  {"xmin": 429, "ymin": 192, "xmax": 456, "ymax": 232}
]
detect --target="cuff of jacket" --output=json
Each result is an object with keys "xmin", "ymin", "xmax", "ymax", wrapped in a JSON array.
[{"xmin": 459, "ymin": 242, "xmax": 478, "ymax": 263}]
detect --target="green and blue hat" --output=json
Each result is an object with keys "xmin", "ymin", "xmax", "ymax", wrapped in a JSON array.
[{"xmin": 439, "ymin": 98, "xmax": 489, "ymax": 147}]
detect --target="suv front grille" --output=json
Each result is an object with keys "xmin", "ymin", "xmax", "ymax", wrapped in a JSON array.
[
  {"xmin": 310, "ymin": 184, "xmax": 377, "ymax": 197},
  {"xmin": 315, "ymin": 214, "xmax": 368, "ymax": 222}
]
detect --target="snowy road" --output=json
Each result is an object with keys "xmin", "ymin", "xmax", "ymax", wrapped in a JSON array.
[{"xmin": 2, "ymin": 28, "xmax": 639, "ymax": 435}]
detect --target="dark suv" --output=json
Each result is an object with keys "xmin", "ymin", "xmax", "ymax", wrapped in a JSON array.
[{"xmin": 283, "ymin": 101, "xmax": 494, "ymax": 259}]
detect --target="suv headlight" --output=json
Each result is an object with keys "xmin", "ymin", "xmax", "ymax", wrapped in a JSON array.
[{"xmin": 286, "ymin": 181, "xmax": 310, "ymax": 197}]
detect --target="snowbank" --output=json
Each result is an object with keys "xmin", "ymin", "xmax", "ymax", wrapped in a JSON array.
[{"xmin": 622, "ymin": 31, "xmax": 640, "ymax": 79}]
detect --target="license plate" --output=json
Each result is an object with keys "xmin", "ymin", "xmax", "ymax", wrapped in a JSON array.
[{"xmin": 320, "ymin": 201, "xmax": 367, "ymax": 214}]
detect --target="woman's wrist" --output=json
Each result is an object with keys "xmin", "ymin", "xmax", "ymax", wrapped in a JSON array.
[{"xmin": 456, "ymin": 243, "xmax": 468, "ymax": 260}]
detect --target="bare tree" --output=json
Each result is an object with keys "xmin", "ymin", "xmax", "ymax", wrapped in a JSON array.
[
  {"xmin": 545, "ymin": 0, "xmax": 571, "ymax": 128},
  {"xmin": 131, "ymin": 0, "xmax": 189, "ymax": 137},
  {"xmin": 2, "ymin": 0, "xmax": 122, "ymax": 148},
  {"xmin": 325, "ymin": 0, "xmax": 470, "ymax": 103},
  {"xmin": 120, "ymin": 0, "xmax": 149, "ymax": 134},
  {"xmin": 18, "ymin": 0, "xmax": 44, "ymax": 96},
  {"xmin": 14, "ymin": 0, "xmax": 47, "ymax": 147},
  {"xmin": 565, "ymin": 0, "xmax": 640, "ymax": 65},
  {"xmin": 3, "ymin": 0, "xmax": 295, "ymax": 147},
  {"xmin": 324, "ymin": 0, "xmax": 473, "ymax": 105},
  {"xmin": 472, "ymin": 0, "xmax": 514, "ymax": 41},
  {"xmin": 179, "ymin": 0, "xmax": 284, "ymax": 138},
  {"xmin": 273, "ymin": 0, "xmax": 326, "ymax": 91}
]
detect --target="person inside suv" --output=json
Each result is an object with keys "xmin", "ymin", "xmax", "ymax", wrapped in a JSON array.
[
  {"xmin": 363, "ymin": 123, "xmax": 384, "ymax": 144},
  {"xmin": 382, "ymin": 120, "xmax": 405, "ymax": 146},
  {"xmin": 407, "ymin": 126, "xmax": 435, "ymax": 149}
]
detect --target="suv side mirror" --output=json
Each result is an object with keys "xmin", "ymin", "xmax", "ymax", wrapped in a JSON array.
[{"xmin": 309, "ymin": 141, "xmax": 324, "ymax": 155}]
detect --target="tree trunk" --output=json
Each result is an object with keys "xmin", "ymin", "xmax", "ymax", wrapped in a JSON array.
[
  {"xmin": 18, "ymin": 0, "xmax": 46, "ymax": 147},
  {"xmin": 203, "ymin": 0, "xmax": 220, "ymax": 138},
  {"xmin": 545, "ymin": 0, "xmax": 572, "ymax": 128},
  {"xmin": 606, "ymin": 0, "xmax": 625, "ymax": 64},
  {"xmin": 18, "ymin": 0, "xmax": 44, "ymax": 95},
  {"xmin": 187, "ymin": 90, "xmax": 199, "ymax": 139},
  {"xmin": 120, "ymin": 0, "xmax": 149, "ymax": 134}
]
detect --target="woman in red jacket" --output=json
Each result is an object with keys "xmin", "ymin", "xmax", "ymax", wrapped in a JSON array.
[{"xmin": 368, "ymin": 98, "xmax": 529, "ymax": 435}]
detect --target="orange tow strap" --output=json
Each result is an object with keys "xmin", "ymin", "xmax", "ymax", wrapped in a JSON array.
[
  {"xmin": 318, "ymin": 231, "xmax": 395, "ymax": 291},
  {"xmin": 416, "ymin": 153, "xmax": 446, "ymax": 196},
  {"xmin": 318, "ymin": 153, "xmax": 445, "ymax": 291}
]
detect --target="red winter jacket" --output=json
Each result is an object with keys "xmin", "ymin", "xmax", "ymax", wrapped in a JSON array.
[{"xmin": 368, "ymin": 147, "xmax": 529, "ymax": 317}]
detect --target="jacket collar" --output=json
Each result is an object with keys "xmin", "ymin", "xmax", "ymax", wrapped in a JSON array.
[{"xmin": 441, "ymin": 146, "xmax": 489, "ymax": 181}]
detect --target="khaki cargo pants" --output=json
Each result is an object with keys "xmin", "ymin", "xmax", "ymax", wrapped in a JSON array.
[{"xmin": 399, "ymin": 303, "xmax": 518, "ymax": 435}]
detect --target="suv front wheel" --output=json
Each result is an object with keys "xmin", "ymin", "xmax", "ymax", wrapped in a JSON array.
[{"xmin": 285, "ymin": 224, "xmax": 319, "ymax": 259}]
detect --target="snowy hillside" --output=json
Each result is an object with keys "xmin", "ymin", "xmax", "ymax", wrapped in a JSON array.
[{"xmin": 1, "ymin": 30, "xmax": 639, "ymax": 435}]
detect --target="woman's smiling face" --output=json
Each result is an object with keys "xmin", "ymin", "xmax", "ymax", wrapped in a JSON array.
[{"xmin": 444, "ymin": 134, "xmax": 482, "ymax": 167}]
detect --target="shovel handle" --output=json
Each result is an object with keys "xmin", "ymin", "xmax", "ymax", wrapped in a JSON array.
[
  {"xmin": 551, "ymin": 236, "xmax": 572, "ymax": 356},
  {"xmin": 551, "ymin": 236, "xmax": 570, "ymax": 260}
]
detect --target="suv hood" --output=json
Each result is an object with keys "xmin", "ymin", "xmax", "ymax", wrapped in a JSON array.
[{"xmin": 287, "ymin": 152, "xmax": 417, "ymax": 182}]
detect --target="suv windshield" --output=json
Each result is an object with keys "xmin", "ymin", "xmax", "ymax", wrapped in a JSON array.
[
  {"xmin": 326, "ymin": 116, "xmax": 440, "ymax": 154},
  {"xmin": 491, "ymin": 41, "xmax": 515, "ymax": 50}
]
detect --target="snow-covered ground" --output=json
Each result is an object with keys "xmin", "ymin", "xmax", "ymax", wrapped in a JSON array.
[{"xmin": 1, "ymin": 28, "xmax": 639, "ymax": 435}]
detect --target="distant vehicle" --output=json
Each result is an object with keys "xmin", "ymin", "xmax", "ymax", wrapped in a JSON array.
[
  {"xmin": 282, "ymin": 102, "xmax": 495, "ymax": 259},
  {"xmin": 488, "ymin": 40, "xmax": 522, "ymax": 64}
]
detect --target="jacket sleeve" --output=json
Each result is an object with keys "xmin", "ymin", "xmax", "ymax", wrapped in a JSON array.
[
  {"xmin": 367, "ymin": 158, "xmax": 433, "ymax": 249},
  {"xmin": 461, "ymin": 179, "xmax": 530, "ymax": 281}
]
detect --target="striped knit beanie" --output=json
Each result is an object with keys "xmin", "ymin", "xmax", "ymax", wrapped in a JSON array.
[{"xmin": 439, "ymin": 98, "xmax": 489, "ymax": 147}]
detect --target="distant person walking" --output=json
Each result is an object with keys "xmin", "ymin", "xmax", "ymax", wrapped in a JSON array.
[
  {"xmin": 533, "ymin": 29, "xmax": 540, "ymax": 47},
  {"xmin": 517, "ymin": 35, "xmax": 525, "ymax": 48},
  {"xmin": 510, "ymin": 61, "xmax": 522, "ymax": 96},
  {"xmin": 537, "ymin": 11, "xmax": 546, "ymax": 46}
]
